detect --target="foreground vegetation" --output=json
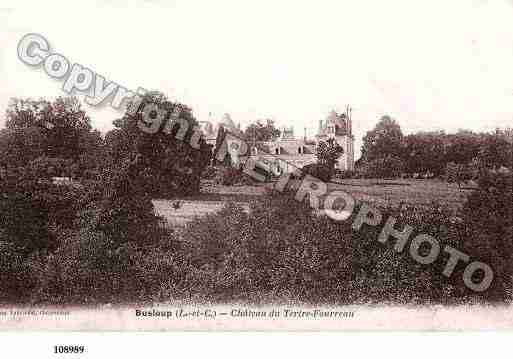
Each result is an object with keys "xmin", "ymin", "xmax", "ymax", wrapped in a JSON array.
[
  {"xmin": 1, "ymin": 167, "xmax": 510, "ymax": 306},
  {"xmin": 0, "ymin": 95, "xmax": 511, "ymax": 306}
]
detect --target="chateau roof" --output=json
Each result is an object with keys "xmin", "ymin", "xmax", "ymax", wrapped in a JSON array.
[{"xmin": 319, "ymin": 110, "xmax": 348, "ymax": 136}]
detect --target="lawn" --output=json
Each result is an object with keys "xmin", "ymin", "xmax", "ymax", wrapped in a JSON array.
[
  {"xmin": 328, "ymin": 178, "xmax": 472, "ymax": 211},
  {"xmin": 153, "ymin": 178, "xmax": 473, "ymax": 225}
]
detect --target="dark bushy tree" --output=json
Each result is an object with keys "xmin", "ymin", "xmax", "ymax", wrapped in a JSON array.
[
  {"xmin": 361, "ymin": 155, "xmax": 404, "ymax": 179},
  {"xmin": 0, "ymin": 97, "xmax": 101, "ymax": 258},
  {"xmin": 444, "ymin": 130, "xmax": 482, "ymax": 166},
  {"xmin": 403, "ymin": 131, "xmax": 446, "ymax": 176},
  {"xmin": 95, "ymin": 156, "xmax": 163, "ymax": 246},
  {"xmin": 301, "ymin": 163, "xmax": 333, "ymax": 182},
  {"xmin": 105, "ymin": 91, "xmax": 212, "ymax": 197},
  {"xmin": 477, "ymin": 130, "xmax": 513, "ymax": 170},
  {"xmin": 358, "ymin": 115, "xmax": 405, "ymax": 178},
  {"xmin": 316, "ymin": 138, "xmax": 344, "ymax": 172},
  {"xmin": 1, "ymin": 97, "xmax": 107, "ymax": 179},
  {"xmin": 461, "ymin": 169, "xmax": 513, "ymax": 299},
  {"xmin": 361, "ymin": 115, "xmax": 403, "ymax": 162},
  {"xmin": 3, "ymin": 97, "xmax": 93, "ymax": 164},
  {"xmin": 0, "ymin": 166, "xmax": 54, "ymax": 254}
]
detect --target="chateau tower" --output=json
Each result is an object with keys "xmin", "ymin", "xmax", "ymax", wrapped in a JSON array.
[{"xmin": 316, "ymin": 106, "xmax": 355, "ymax": 171}]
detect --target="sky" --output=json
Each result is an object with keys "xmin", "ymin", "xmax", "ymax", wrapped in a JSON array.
[{"xmin": 1, "ymin": 0, "xmax": 512, "ymax": 159}]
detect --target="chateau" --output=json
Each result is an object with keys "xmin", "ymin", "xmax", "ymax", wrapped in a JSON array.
[{"xmin": 199, "ymin": 107, "xmax": 355, "ymax": 174}]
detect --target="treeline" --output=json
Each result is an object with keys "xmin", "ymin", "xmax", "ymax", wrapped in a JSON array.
[
  {"xmin": 0, "ymin": 94, "xmax": 212, "ymax": 194},
  {"xmin": 0, "ymin": 94, "xmax": 212, "ymax": 304},
  {"xmin": 356, "ymin": 115, "xmax": 512, "ymax": 179}
]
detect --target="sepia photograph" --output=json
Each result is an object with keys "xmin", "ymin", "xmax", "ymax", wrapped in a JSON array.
[{"xmin": 0, "ymin": 0, "xmax": 512, "ymax": 338}]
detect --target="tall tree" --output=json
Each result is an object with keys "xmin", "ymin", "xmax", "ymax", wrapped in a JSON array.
[
  {"xmin": 444, "ymin": 130, "xmax": 482, "ymax": 165},
  {"xmin": 316, "ymin": 138, "xmax": 344, "ymax": 171},
  {"xmin": 1, "ymin": 97, "xmax": 104, "ymax": 176},
  {"xmin": 361, "ymin": 115, "xmax": 404, "ymax": 161},
  {"xmin": 403, "ymin": 131, "xmax": 446, "ymax": 176},
  {"xmin": 477, "ymin": 129, "xmax": 513, "ymax": 170},
  {"xmin": 105, "ymin": 91, "xmax": 212, "ymax": 197}
]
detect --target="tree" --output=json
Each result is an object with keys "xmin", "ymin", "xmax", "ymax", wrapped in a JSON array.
[
  {"xmin": 298, "ymin": 138, "xmax": 345, "ymax": 183},
  {"xmin": 477, "ymin": 129, "xmax": 513, "ymax": 170},
  {"xmin": 0, "ymin": 97, "xmax": 101, "ymax": 258},
  {"xmin": 301, "ymin": 163, "xmax": 333, "ymax": 182},
  {"xmin": 403, "ymin": 131, "xmax": 446, "ymax": 176},
  {"xmin": 444, "ymin": 130, "xmax": 482, "ymax": 165},
  {"xmin": 0, "ymin": 165, "xmax": 54, "ymax": 254},
  {"xmin": 77, "ymin": 129, "xmax": 109, "ymax": 178},
  {"xmin": 5, "ymin": 97, "xmax": 93, "ymax": 162},
  {"xmin": 105, "ymin": 91, "xmax": 212, "ymax": 197},
  {"xmin": 1, "ymin": 97, "xmax": 104, "ymax": 175},
  {"xmin": 361, "ymin": 156, "xmax": 404, "ymax": 179},
  {"xmin": 316, "ymin": 138, "xmax": 344, "ymax": 171},
  {"xmin": 95, "ymin": 156, "xmax": 161, "ymax": 246},
  {"xmin": 361, "ymin": 115, "xmax": 404, "ymax": 162},
  {"xmin": 244, "ymin": 119, "xmax": 281, "ymax": 143},
  {"xmin": 0, "ymin": 126, "xmax": 46, "ymax": 168}
]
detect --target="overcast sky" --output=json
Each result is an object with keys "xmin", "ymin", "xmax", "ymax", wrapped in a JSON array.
[{"xmin": 1, "ymin": 0, "xmax": 512, "ymax": 158}]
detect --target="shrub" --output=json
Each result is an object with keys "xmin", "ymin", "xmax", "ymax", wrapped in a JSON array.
[
  {"xmin": 0, "ymin": 164, "xmax": 98, "ymax": 304},
  {"xmin": 178, "ymin": 195, "xmax": 348, "ymax": 303},
  {"xmin": 0, "ymin": 166, "xmax": 56, "ymax": 254},
  {"xmin": 461, "ymin": 170, "xmax": 513, "ymax": 300},
  {"xmin": 178, "ymin": 189, "xmax": 496, "ymax": 304},
  {"xmin": 19, "ymin": 156, "xmax": 174, "ymax": 305},
  {"xmin": 94, "ymin": 159, "xmax": 163, "ymax": 246},
  {"xmin": 214, "ymin": 166, "xmax": 259, "ymax": 186},
  {"xmin": 300, "ymin": 163, "xmax": 333, "ymax": 182},
  {"xmin": 29, "ymin": 226, "xmax": 180, "ymax": 305},
  {"xmin": 0, "ymin": 242, "xmax": 36, "ymax": 303},
  {"xmin": 464, "ymin": 170, "xmax": 512, "ymax": 230},
  {"xmin": 25, "ymin": 162, "xmax": 179, "ymax": 305}
]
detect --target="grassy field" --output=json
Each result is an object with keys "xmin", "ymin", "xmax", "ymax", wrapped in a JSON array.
[
  {"xmin": 154, "ymin": 178, "xmax": 473, "ymax": 225},
  {"xmin": 328, "ymin": 178, "xmax": 472, "ymax": 210}
]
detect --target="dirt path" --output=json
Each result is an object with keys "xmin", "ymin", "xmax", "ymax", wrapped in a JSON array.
[{"xmin": 153, "ymin": 199, "xmax": 250, "ymax": 226}]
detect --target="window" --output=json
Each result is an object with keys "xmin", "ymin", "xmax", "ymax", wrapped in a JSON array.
[
  {"xmin": 275, "ymin": 148, "xmax": 279, "ymax": 155},
  {"xmin": 298, "ymin": 147, "xmax": 302, "ymax": 154}
]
